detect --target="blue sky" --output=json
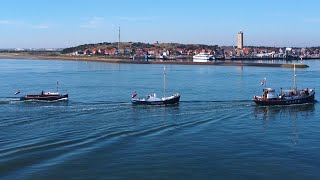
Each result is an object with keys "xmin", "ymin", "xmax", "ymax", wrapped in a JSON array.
[{"xmin": 0, "ymin": 0, "xmax": 319, "ymax": 48}]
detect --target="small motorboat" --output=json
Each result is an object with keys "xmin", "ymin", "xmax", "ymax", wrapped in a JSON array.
[{"xmin": 20, "ymin": 91, "xmax": 68, "ymax": 101}]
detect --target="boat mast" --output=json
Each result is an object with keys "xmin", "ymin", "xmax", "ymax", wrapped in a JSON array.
[
  {"xmin": 163, "ymin": 66, "xmax": 166, "ymax": 98},
  {"xmin": 293, "ymin": 63, "xmax": 297, "ymax": 90}
]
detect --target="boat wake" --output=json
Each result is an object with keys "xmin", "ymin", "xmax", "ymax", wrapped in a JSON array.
[
  {"xmin": 0, "ymin": 97, "xmax": 21, "ymax": 104},
  {"xmin": 181, "ymin": 100, "xmax": 252, "ymax": 103},
  {"xmin": 0, "ymin": 98, "xmax": 254, "ymax": 107},
  {"xmin": 21, "ymin": 98, "xmax": 69, "ymax": 103}
]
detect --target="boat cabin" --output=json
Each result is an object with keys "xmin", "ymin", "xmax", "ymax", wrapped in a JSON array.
[
  {"xmin": 262, "ymin": 88, "xmax": 277, "ymax": 99},
  {"xmin": 146, "ymin": 93, "xmax": 161, "ymax": 101}
]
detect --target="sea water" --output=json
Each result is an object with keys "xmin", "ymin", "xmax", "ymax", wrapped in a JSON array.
[{"xmin": 0, "ymin": 59, "xmax": 320, "ymax": 179}]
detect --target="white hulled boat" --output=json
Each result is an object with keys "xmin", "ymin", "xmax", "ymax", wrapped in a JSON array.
[{"xmin": 193, "ymin": 52, "xmax": 215, "ymax": 62}]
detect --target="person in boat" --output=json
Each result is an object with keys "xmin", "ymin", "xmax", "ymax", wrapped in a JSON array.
[
  {"xmin": 263, "ymin": 90, "xmax": 267, "ymax": 99},
  {"xmin": 306, "ymin": 88, "xmax": 309, "ymax": 96},
  {"xmin": 41, "ymin": 90, "xmax": 44, "ymax": 95}
]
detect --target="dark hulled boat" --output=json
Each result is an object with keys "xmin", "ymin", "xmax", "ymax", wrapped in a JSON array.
[
  {"xmin": 132, "ymin": 93, "xmax": 180, "ymax": 105},
  {"xmin": 20, "ymin": 91, "xmax": 68, "ymax": 101},
  {"xmin": 253, "ymin": 88, "xmax": 315, "ymax": 106},
  {"xmin": 253, "ymin": 64, "xmax": 315, "ymax": 106},
  {"xmin": 131, "ymin": 66, "xmax": 180, "ymax": 105}
]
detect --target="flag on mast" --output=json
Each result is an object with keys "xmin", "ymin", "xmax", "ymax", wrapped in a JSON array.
[
  {"xmin": 132, "ymin": 91, "xmax": 137, "ymax": 98},
  {"xmin": 261, "ymin": 78, "xmax": 266, "ymax": 86},
  {"xmin": 15, "ymin": 90, "xmax": 21, "ymax": 95}
]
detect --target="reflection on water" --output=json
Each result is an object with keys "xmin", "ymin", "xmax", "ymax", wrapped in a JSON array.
[
  {"xmin": 254, "ymin": 103, "xmax": 315, "ymax": 146},
  {"xmin": 254, "ymin": 103, "xmax": 315, "ymax": 120}
]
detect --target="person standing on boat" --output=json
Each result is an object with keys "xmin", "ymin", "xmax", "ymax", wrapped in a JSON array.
[{"xmin": 263, "ymin": 90, "xmax": 267, "ymax": 99}]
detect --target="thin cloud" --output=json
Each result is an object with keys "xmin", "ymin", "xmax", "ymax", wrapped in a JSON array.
[
  {"xmin": 0, "ymin": 20, "xmax": 22, "ymax": 26},
  {"xmin": 0, "ymin": 19, "xmax": 50, "ymax": 29},
  {"xmin": 80, "ymin": 17, "xmax": 106, "ymax": 29}
]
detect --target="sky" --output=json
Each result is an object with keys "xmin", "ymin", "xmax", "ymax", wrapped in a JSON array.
[{"xmin": 0, "ymin": 0, "xmax": 320, "ymax": 48}]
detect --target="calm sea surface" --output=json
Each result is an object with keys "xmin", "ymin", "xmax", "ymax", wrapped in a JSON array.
[{"xmin": 0, "ymin": 59, "xmax": 320, "ymax": 179}]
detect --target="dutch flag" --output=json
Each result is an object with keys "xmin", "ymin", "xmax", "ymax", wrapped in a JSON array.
[
  {"xmin": 15, "ymin": 90, "xmax": 21, "ymax": 95},
  {"xmin": 261, "ymin": 78, "xmax": 266, "ymax": 86},
  {"xmin": 132, "ymin": 91, "xmax": 137, "ymax": 98}
]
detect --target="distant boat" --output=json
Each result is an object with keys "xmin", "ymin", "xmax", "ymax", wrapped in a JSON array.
[
  {"xmin": 131, "ymin": 66, "xmax": 180, "ymax": 105},
  {"xmin": 144, "ymin": 54, "xmax": 156, "ymax": 60},
  {"xmin": 193, "ymin": 52, "xmax": 215, "ymax": 62},
  {"xmin": 284, "ymin": 54, "xmax": 299, "ymax": 60},
  {"xmin": 253, "ymin": 64, "xmax": 315, "ymax": 106}
]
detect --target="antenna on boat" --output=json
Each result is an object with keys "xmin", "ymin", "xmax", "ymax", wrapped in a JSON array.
[
  {"xmin": 293, "ymin": 63, "xmax": 297, "ymax": 90},
  {"xmin": 261, "ymin": 77, "xmax": 266, "ymax": 88},
  {"xmin": 163, "ymin": 65, "xmax": 166, "ymax": 98},
  {"xmin": 56, "ymin": 80, "xmax": 59, "ymax": 92}
]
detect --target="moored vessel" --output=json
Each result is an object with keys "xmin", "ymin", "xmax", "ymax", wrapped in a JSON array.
[{"xmin": 193, "ymin": 52, "xmax": 215, "ymax": 62}]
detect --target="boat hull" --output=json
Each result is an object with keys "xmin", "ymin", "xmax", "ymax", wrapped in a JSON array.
[
  {"xmin": 193, "ymin": 59, "xmax": 211, "ymax": 62},
  {"xmin": 20, "ymin": 94, "xmax": 69, "ymax": 101},
  {"xmin": 132, "ymin": 95, "xmax": 180, "ymax": 105},
  {"xmin": 253, "ymin": 93, "xmax": 315, "ymax": 106}
]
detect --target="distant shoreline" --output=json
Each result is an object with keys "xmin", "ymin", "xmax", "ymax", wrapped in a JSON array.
[{"xmin": 0, "ymin": 53, "xmax": 309, "ymax": 68}]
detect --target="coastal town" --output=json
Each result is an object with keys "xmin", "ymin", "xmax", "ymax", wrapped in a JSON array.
[
  {"xmin": 63, "ymin": 44, "xmax": 320, "ymax": 60},
  {"xmin": 1, "ymin": 31, "xmax": 320, "ymax": 61},
  {"xmin": 61, "ymin": 31, "xmax": 320, "ymax": 60}
]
